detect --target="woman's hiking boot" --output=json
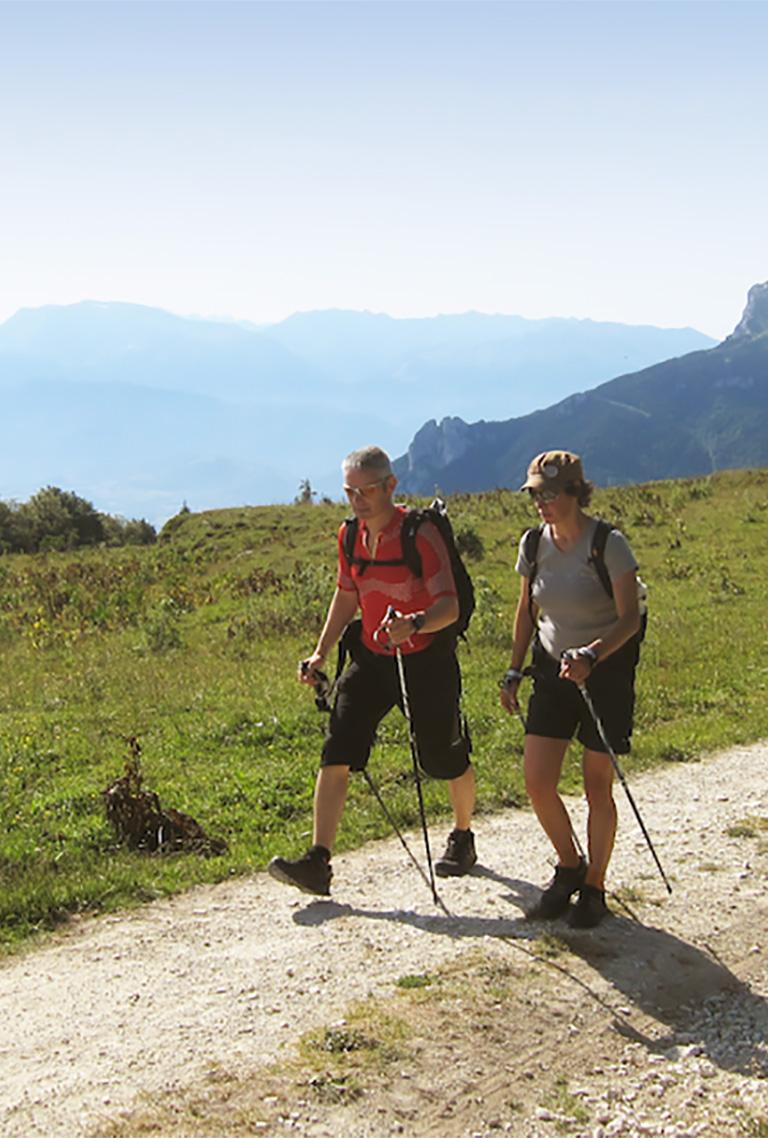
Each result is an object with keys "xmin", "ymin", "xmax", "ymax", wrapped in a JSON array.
[
  {"xmin": 526, "ymin": 856, "xmax": 587, "ymax": 919},
  {"xmin": 435, "ymin": 828, "xmax": 477, "ymax": 877},
  {"xmin": 268, "ymin": 845, "xmax": 332, "ymax": 896},
  {"xmin": 567, "ymin": 883, "xmax": 609, "ymax": 928}
]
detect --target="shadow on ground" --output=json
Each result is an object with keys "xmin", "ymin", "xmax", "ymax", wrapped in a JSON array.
[{"xmin": 291, "ymin": 866, "xmax": 768, "ymax": 1078}]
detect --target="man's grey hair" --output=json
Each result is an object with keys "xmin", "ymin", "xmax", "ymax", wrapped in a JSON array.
[{"xmin": 342, "ymin": 446, "xmax": 393, "ymax": 479}]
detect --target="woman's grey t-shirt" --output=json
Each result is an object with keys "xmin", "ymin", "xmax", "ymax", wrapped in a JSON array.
[{"xmin": 516, "ymin": 520, "xmax": 638, "ymax": 659}]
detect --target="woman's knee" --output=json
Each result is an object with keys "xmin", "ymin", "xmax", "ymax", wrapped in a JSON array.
[
  {"xmin": 524, "ymin": 738, "xmax": 567, "ymax": 797},
  {"xmin": 583, "ymin": 765, "xmax": 615, "ymax": 808}
]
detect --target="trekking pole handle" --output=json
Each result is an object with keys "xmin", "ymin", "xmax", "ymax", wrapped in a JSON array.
[
  {"xmin": 300, "ymin": 660, "xmax": 332, "ymax": 708},
  {"xmin": 373, "ymin": 606, "xmax": 401, "ymax": 648}
]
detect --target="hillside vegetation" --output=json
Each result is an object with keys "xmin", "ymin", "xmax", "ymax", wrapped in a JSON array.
[{"xmin": 0, "ymin": 470, "xmax": 767, "ymax": 950}]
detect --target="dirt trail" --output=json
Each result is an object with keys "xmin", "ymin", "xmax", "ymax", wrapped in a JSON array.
[{"xmin": 1, "ymin": 743, "xmax": 767, "ymax": 1138}]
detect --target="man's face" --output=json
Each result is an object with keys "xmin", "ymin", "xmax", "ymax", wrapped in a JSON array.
[{"xmin": 342, "ymin": 466, "xmax": 396, "ymax": 523}]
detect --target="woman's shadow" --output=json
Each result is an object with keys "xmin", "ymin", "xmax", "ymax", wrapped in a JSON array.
[{"xmin": 293, "ymin": 864, "xmax": 768, "ymax": 1078}]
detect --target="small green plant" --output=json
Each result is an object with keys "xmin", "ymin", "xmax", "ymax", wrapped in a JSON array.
[
  {"xmin": 139, "ymin": 597, "xmax": 184, "ymax": 652},
  {"xmin": 660, "ymin": 746, "xmax": 696, "ymax": 763},
  {"xmin": 533, "ymin": 933, "xmax": 569, "ymax": 959},
  {"xmin": 740, "ymin": 1113, "xmax": 768, "ymax": 1137},
  {"xmin": 396, "ymin": 973, "xmax": 433, "ymax": 989},
  {"xmin": 317, "ymin": 1026, "xmax": 377, "ymax": 1054},
  {"xmin": 456, "ymin": 525, "xmax": 485, "ymax": 561},
  {"xmin": 471, "ymin": 575, "xmax": 511, "ymax": 646},
  {"xmin": 611, "ymin": 883, "xmax": 647, "ymax": 906},
  {"xmin": 543, "ymin": 1075, "xmax": 590, "ymax": 1130},
  {"xmin": 726, "ymin": 816, "xmax": 768, "ymax": 840},
  {"xmin": 307, "ymin": 1072, "xmax": 362, "ymax": 1103}
]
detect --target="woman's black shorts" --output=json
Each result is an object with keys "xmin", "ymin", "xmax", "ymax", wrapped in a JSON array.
[
  {"xmin": 321, "ymin": 633, "xmax": 471, "ymax": 780},
  {"xmin": 525, "ymin": 637, "xmax": 639, "ymax": 755}
]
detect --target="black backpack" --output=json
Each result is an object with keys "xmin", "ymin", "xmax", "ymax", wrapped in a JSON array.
[
  {"xmin": 523, "ymin": 519, "xmax": 647, "ymax": 641},
  {"xmin": 342, "ymin": 497, "xmax": 475, "ymax": 638}
]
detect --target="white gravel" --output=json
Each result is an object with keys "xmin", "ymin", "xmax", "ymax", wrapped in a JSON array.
[{"xmin": 1, "ymin": 741, "xmax": 767, "ymax": 1137}]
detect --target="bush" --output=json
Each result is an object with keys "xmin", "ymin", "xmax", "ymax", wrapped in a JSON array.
[
  {"xmin": 0, "ymin": 488, "xmax": 157, "ymax": 554},
  {"xmin": 456, "ymin": 526, "xmax": 485, "ymax": 561}
]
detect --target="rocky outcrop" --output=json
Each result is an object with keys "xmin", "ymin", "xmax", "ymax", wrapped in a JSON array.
[
  {"xmin": 399, "ymin": 416, "xmax": 474, "ymax": 477},
  {"xmin": 726, "ymin": 280, "xmax": 768, "ymax": 342},
  {"xmin": 394, "ymin": 282, "xmax": 768, "ymax": 495}
]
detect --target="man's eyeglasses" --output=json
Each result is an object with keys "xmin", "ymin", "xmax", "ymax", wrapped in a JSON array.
[
  {"xmin": 528, "ymin": 488, "xmax": 560, "ymax": 504},
  {"xmin": 343, "ymin": 478, "xmax": 388, "ymax": 500}
]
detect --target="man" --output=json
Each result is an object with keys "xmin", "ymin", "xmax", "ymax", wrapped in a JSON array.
[{"xmin": 268, "ymin": 445, "xmax": 477, "ymax": 896}]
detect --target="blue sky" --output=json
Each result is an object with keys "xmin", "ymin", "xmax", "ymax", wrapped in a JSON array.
[{"xmin": 1, "ymin": 0, "xmax": 766, "ymax": 340}]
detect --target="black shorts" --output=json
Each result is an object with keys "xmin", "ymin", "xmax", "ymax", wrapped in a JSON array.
[
  {"xmin": 321, "ymin": 632, "xmax": 471, "ymax": 780},
  {"xmin": 525, "ymin": 637, "xmax": 639, "ymax": 755}
]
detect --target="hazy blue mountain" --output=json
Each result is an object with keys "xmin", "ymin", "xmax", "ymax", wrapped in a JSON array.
[
  {"xmin": 264, "ymin": 309, "xmax": 714, "ymax": 422},
  {"xmin": 1, "ymin": 378, "xmax": 390, "ymax": 522},
  {"xmin": 393, "ymin": 283, "xmax": 768, "ymax": 495},
  {"xmin": 1, "ymin": 299, "xmax": 716, "ymax": 523},
  {"xmin": 0, "ymin": 301, "xmax": 326, "ymax": 406}
]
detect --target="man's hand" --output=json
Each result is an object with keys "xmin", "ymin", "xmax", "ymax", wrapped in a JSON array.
[
  {"xmin": 375, "ymin": 609, "xmax": 421, "ymax": 649},
  {"xmin": 298, "ymin": 652, "xmax": 327, "ymax": 684}
]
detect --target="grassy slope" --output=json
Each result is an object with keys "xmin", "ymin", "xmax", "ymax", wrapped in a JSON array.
[{"xmin": 0, "ymin": 471, "xmax": 767, "ymax": 949}]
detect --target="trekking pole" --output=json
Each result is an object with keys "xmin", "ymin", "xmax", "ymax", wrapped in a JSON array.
[
  {"xmin": 383, "ymin": 606, "xmax": 440, "ymax": 907},
  {"xmin": 361, "ymin": 769, "xmax": 450, "ymax": 917},
  {"xmin": 500, "ymin": 667, "xmax": 586, "ymax": 864},
  {"xmin": 562, "ymin": 652, "xmax": 672, "ymax": 895},
  {"xmin": 303, "ymin": 657, "xmax": 448, "ymax": 913}
]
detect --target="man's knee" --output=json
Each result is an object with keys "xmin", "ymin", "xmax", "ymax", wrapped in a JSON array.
[{"xmin": 417, "ymin": 737, "xmax": 471, "ymax": 780}]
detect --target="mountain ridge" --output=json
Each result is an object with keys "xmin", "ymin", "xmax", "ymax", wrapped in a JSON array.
[
  {"xmin": 393, "ymin": 282, "xmax": 768, "ymax": 495},
  {"xmin": 1, "ymin": 299, "xmax": 718, "ymax": 522}
]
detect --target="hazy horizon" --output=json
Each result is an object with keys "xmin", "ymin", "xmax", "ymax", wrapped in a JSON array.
[{"xmin": 2, "ymin": 1, "xmax": 766, "ymax": 341}]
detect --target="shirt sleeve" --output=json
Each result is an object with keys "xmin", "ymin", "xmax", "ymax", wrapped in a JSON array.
[
  {"xmin": 415, "ymin": 521, "xmax": 457, "ymax": 602},
  {"xmin": 336, "ymin": 524, "xmax": 357, "ymax": 592},
  {"xmin": 604, "ymin": 529, "xmax": 638, "ymax": 582}
]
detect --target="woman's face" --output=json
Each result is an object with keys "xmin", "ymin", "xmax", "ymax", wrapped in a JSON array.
[{"xmin": 529, "ymin": 487, "xmax": 579, "ymax": 525}]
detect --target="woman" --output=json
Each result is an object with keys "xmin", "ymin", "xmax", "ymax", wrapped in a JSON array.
[{"xmin": 500, "ymin": 450, "xmax": 642, "ymax": 928}]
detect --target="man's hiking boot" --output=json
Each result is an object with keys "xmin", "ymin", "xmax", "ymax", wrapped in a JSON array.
[
  {"xmin": 268, "ymin": 845, "xmax": 332, "ymax": 896},
  {"xmin": 567, "ymin": 884, "xmax": 609, "ymax": 929},
  {"xmin": 526, "ymin": 857, "xmax": 587, "ymax": 919},
  {"xmin": 435, "ymin": 828, "xmax": 477, "ymax": 877}
]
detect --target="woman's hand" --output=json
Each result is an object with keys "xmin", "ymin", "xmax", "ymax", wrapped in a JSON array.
[
  {"xmin": 499, "ymin": 668, "xmax": 523, "ymax": 714},
  {"xmin": 559, "ymin": 648, "xmax": 594, "ymax": 685}
]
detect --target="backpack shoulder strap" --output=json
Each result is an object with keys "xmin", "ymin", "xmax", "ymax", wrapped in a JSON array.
[
  {"xmin": 589, "ymin": 519, "xmax": 614, "ymax": 598},
  {"xmin": 522, "ymin": 525, "xmax": 543, "ymax": 625},
  {"xmin": 522, "ymin": 525, "xmax": 543, "ymax": 570},
  {"xmin": 399, "ymin": 508, "xmax": 425, "ymax": 577},
  {"xmin": 342, "ymin": 516, "xmax": 359, "ymax": 568},
  {"xmin": 342, "ymin": 513, "xmax": 409, "ymax": 576}
]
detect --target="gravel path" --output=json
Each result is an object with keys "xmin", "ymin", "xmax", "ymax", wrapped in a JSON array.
[{"xmin": 1, "ymin": 742, "xmax": 767, "ymax": 1137}]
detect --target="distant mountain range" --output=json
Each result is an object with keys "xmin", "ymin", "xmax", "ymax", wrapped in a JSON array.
[
  {"xmin": 0, "ymin": 302, "xmax": 712, "ymax": 522},
  {"xmin": 394, "ymin": 282, "xmax": 768, "ymax": 495}
]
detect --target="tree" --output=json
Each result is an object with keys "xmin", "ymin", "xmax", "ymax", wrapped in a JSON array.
[
  {"xmin": 295, "ymin": 478, "xmax": 316, "ymax": 505},
  {"xmin": 18, "ymin": 486, "xmax": 105, "ymax": 551}
]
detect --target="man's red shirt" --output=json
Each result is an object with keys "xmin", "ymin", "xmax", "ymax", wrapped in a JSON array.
[{"xmin": 336, "ymin": 504, "xmax": 457, "ymax": 655}]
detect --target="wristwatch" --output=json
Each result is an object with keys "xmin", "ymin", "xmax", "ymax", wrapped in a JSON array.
[
  {"xmin": 577, "ymin": 646, "xmax": 598, "ymax": 667},
  {"xmin": 410, "ymin": 612, "xmax": 426, "ymax": 634},
  {"xmin": 500, "ymin": 667, "xmax": 523, "ymax": 689}
]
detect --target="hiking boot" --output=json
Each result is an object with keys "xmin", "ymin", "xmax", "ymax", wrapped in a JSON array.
[
  {"xmin": 567, "ymin": 884, "xmax": 609, "ymax": 929},
  {"xmin": 435, "ymin": 828, "xmax": 477, "ymax": 877},
  {"xmin": 268, "ymin": 846, "xmax": 332, "ymax": 896},
  {"xmin": 526, "ymin": 857, "xmax": 587, "ymax": 919}
]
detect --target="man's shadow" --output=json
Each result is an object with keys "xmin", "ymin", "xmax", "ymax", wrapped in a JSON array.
[{"xmin": 293, "ymin": 865, "xmax": 768, "ymax": 1078}]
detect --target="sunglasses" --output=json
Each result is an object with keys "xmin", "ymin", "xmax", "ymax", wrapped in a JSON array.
[
  {"xmin": 528, "ymin": 488, "xmax": 560, "ymax": 504},
  {"xmin": 343, "ymin": 478, "xmax": 388, "ymax": 500}
]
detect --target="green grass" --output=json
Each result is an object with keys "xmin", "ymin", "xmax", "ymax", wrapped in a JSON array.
[
  {"xmin": 543, "ymin": 1075, "xmax": 590, "ymax": 1130},
  {"xmin": 1, "ymin": 470, "xmax": 767, "ymax": 949}
]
